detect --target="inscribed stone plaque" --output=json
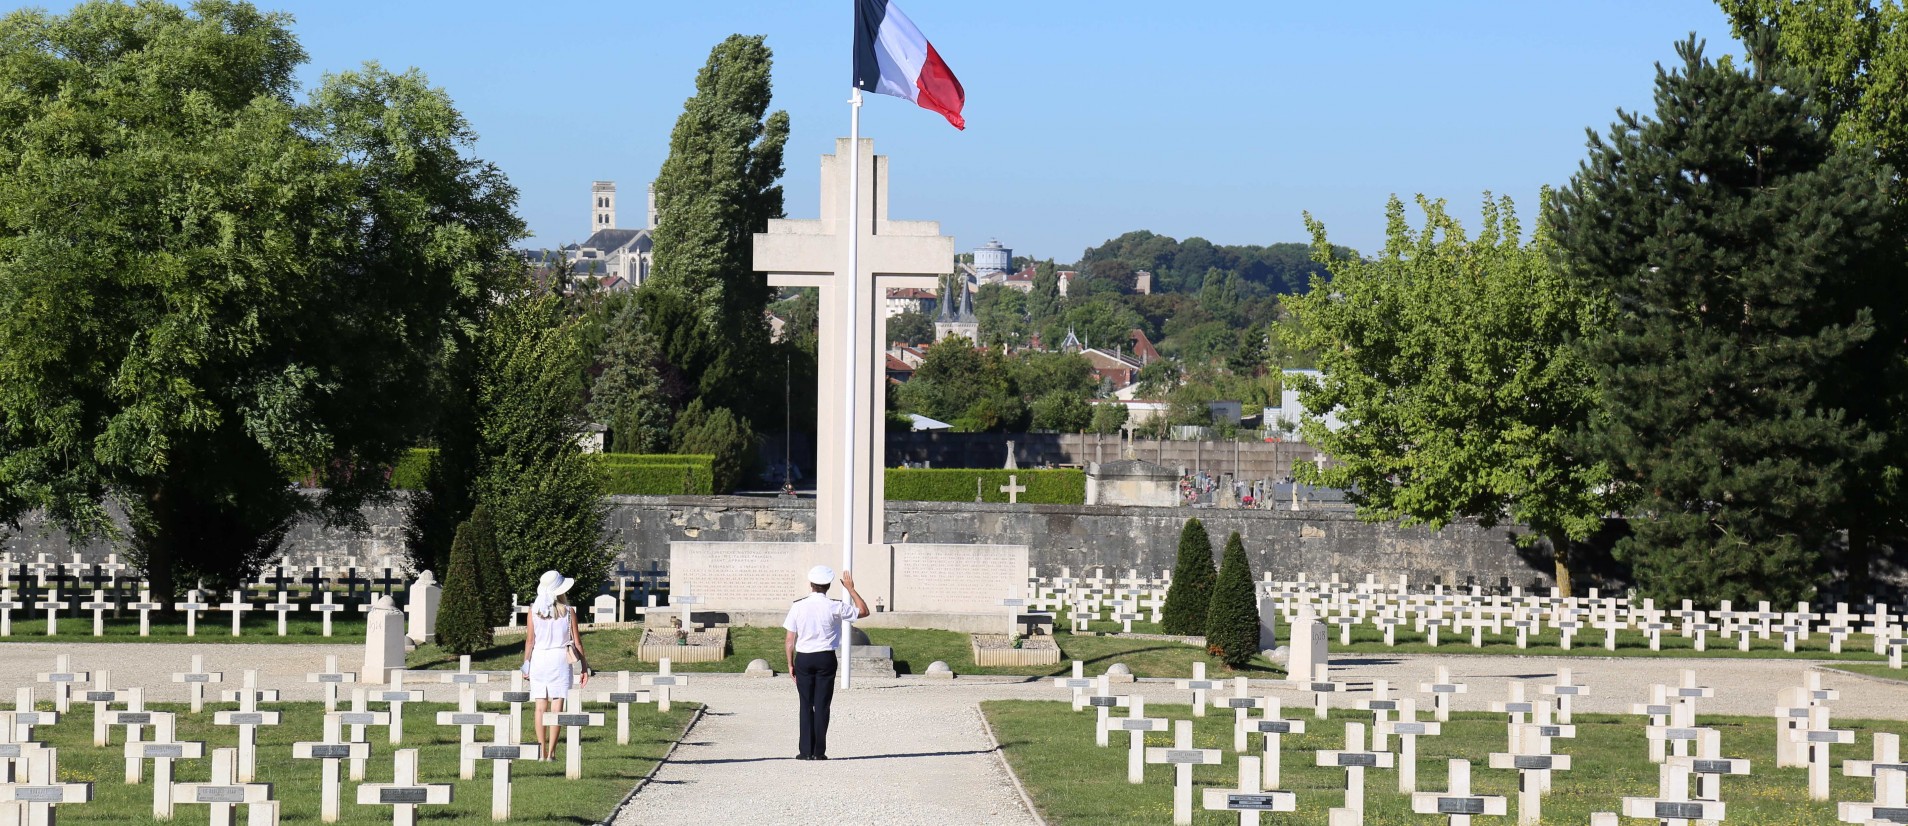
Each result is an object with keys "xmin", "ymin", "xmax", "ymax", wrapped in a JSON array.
[
  {"xmin": 446, "ymin": 714, "xmax": 487, "ymax": 725},
  {"xmin": 1391, "ymin": 723, "xmax": 1428, "ymax": 735},
  {"xmin": 1512, "ymin": 755, "xmax": 1554, "ymax": 770},
  {"xmin": 1690, "ymin": 759, "xmax": 1735, "ymax": 774},
  {"xmin": 1162, "ymin": 749, "xmax": 1209, "ymax": 764},
  {"xmin": 891, "ymin": 544, "xmax": 1028, "ymax": 613},
  {"xmin": 0, "ymin": 745, "xmax": 21, "ymax": 758},
  {"xmin": 337, "ymin": 713, "xmax": 379, "ymax": 725},
  {"xmin": 449, "ymin": 675, "xmax": 479, "ymax": 684},
  {"xmin": 607, "ymin": 693, "xmax": 644, "ymax": 704},
  {"xmin": 1365, "ymin": 700, "xmax": 1397, "ymax": 711},
  {"xmin": 1088, "ymin": 696, "xmax": 1121, "ymax": 708},
  {"xmin": 1118, "ymin": 719, "xmax": 1160, "ymax": 731},
  {"xmin": 225, "ymin": 713, "xmax": 265, "ymax": 725},
  {"xmin": 481, "ymin": 746, "xmax": 524, "ymax": 760},
  {"xmin": 307, "ymin": 745, "xmax": 353, "ymax": 759},
  {"xmin": 1309, "ymin": 683, "xmax": 1337, "ymax": 692},
  {"xmin": 1641, "ymin": 704, "xmax": 1672, "ymax": 715},
  {"xmin": 554, "ymin": 714, "xmax": 593, "ymax": 727},
  {"xmin": 668, "ymin": 542, "xmax": 821, "ymax": 610},
  {"xmin": 646, "ymin": 677, "xmax": 680, "ymax": 687},
  {"xmin": 497, "ymin": 692, "xmax": 530, "ymax": 703},
  {"xmin": 1438, "ymin": 798, "xmax": 1487, "ymax": 815},
  {"xmin": 1501, "ymin": 703, "xmax": 1533, "ymax": 713},
  {"xmin": 114, "ymin": 713, "xmax": 152, "ymax": 724},
  {"xmin": 315, "ymin": 674, "xmax": 345, "ymax": 683},
  {"xmin": 1873, "ymin": 807, "xmax": 1908, "ymax": 821},
  {"xmin": 83, "ymin": 691, "xmax": 116, "ymax": 702},
  {"xmin": 1654, "ymin": 802, "xmax": 1708, "ymax": 820},
  {"xmin": 1185, "ymin": 680, "xmax": 1219, "ymax": 690},
  {"xmin": 14, "ymin": 787, "xmax": 67, "ymax": 803},
  {"xmin": 46, "ymin": 675, "xmax": 76, "ymax": 682},
  {"xmin": 1226, "ymin": 794, "xmax": 1285, "ymax": 810},
  {"xmin": 1225, "ymin": 698, "xmax": 1258, "ymax": 709},
  {"xmin": 379, "ymin": 788, "xmax": 428, "ymax": 804},
  {"xmin": 1552, "ymin": 686, "xmax": 1583, "ymax": 695},
  {"xmin": 1535, "ymin": 725, "xmax": 1566, "ymax": 737},
  {"xmin": 1431, "ymin": 685, "xmax": 1461, "ymax": 693},
  {"xmin": 1336, "ymin": 753, "xmax": 1379, "ymax": 767},
  {"xmin": 180, "ymin": 674, "xmax": 210, "ymax": 683},
  {"xmin": 197, "ymin": 787, "xmax": 246, "ymax": 803},
  {"xmin": 378, "ymin": 693, "xmax": 411, "ymax": 702},
  {"xmin": 1254, "ymin": 721, "xmax": 1294, "ymax": 734}
]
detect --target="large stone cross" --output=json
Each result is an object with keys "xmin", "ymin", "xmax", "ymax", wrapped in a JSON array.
[{"xmin": 753, "ymin": 137, "xmax": 954, "ymax": 552}]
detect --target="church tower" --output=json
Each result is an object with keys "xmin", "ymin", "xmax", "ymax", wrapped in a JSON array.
[{"xmin": 591, "ymin": 181, "xmax": 617, "ymax": 233}]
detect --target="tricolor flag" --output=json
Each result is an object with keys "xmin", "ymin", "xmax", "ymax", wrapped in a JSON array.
[{"xmin": 853, "ymin": 0, "xmax": 966, "ymax": 130}]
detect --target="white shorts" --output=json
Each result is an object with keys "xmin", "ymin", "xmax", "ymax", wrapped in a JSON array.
[{"xmin": 528, "ymin": 647, "xmax": 572, "ymax": 700}]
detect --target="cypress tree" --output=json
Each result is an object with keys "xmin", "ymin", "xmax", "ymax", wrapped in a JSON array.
[
  {"xmin": 465, "ymin": 505, "xmax": 510, "ymax": 628},
  {"xmin": 434, "ymin": 518, "xmax": 491, "ymax": 655},
  {"xmin": 1160, "ymin": 518, "xmax": 1216, "ymax": 635},
  {"xmin": 1205, "ymin": 531, "xmax": 1260, "ymax": 670},
  {"xmin": 1550, "ymin": 35, "xmax": 1896, "ymax": 605}
]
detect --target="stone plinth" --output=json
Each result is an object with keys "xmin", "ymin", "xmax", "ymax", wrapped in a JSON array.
[
  {"xmin": 1286, "ymin": 610, "xmax": 1328, "ymax": 682},
  {"xmin": 363, "ymin": 596, "xmax": 407, "ymax": 683},
  {"xmin": 1086, "ymin": 459, "xmax": 1181, "ymax": 507},
  {"xmin": 636, "ymin": 627, "xmax": 728, "ymax": 663},
  {"xmin": 969, "ymin": 634, "xmax": 1061, "ymax": 668},
  {"xmin": 405, "ymin": 571, "xmax": 440, "ymax": 645}
]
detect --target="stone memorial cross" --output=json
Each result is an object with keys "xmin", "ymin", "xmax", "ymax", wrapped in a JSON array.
[
  {"xmin": 1145, "ymin": 719, "xmax": 1223, "ymax": 826},
  {"xmin": 354, "ymin": 749, "xmax": 451, "ymax": 826}
]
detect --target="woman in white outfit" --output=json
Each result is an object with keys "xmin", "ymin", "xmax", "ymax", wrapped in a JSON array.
[{"xmin": 522, "ymin": 570, "xmax": 590, "ymax": 760}]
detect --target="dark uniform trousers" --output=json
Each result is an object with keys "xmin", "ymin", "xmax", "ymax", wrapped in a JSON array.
[{"xmin": 794, "ymin": 649, "xmax": 839, "ymax": 758}]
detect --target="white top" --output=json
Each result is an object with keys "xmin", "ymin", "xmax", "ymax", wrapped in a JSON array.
[
  {"xmin": 531, "ymin": 607, "xmax": 573, "ymax": 650},
  {"xmin": 783, "ymin": 593, "xmax": 858, "ymax": 654}
]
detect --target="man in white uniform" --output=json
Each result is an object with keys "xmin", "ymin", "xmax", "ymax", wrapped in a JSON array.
[{"xmin": 783, "ymin": 565, "xmax": 870, "ymax": 760}]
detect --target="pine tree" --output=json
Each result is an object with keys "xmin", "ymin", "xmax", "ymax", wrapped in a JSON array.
[
  {"xmin": 647, "ymin": 34, "xmax": 789, "ymax": 422},
  {"xmin": 1550, "ymin": 36, "xmax": 1895, "ymax": 606},
  {"xmin": 1161, "ymin": 518, "xmax": 1216, "ymax": 635},
  {"xmin": 587, "ymin": 297, "xmax": 674, "ymax": 454},
  {"xmin": 1205, "ymin": 532, "xmax": 1260, "ymax": 669},
  {"xmin": 434, "ymin": 517, "xmax": 491, "ymax": 655}
]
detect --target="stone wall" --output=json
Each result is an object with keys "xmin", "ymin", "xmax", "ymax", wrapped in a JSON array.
[{"xmin": 1, "ymin": 495, "xmax": 1553, "ymax": 590}]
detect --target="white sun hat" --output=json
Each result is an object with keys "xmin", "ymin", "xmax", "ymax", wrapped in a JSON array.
[
  {"xmin": 807, "ymin": 565, "xmax": 835, "ymax": 586},
  {"xmin": 534, "ymin": 570, "xmax": 575, "ymax": 610}
]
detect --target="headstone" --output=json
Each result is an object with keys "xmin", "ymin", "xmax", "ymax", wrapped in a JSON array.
[
  {"xmin": 1621, "ymin": 763, "xmax": 1723, "ymax": 825},
  {"xmin": 355, "ymin": 749, "xmax": 452, "ymax": 826},
  {"xmin": 1256, "ymin": 596, "xmax": 1279, "ymax": 654},
  {"xmin": 171, "ymin": 655, "xmax": 224, "ymax": 714},
  {"xmin": 1175, "ymin": 662, "xmax": 1220, "ymax": 718},
  {"xmin": 293, "ymin": 714, "xmax": 368, "ymax": 823},
  {"xmin": 372, "ymin": 671, "xmax": 422, "ymax": 745},
  {"xmin": 0, "ymin": 741, "xmax": 92, "ymax": 822},
  {"xmin": 433, "ymin": 688, "xmax": 500, "ymax": 781},
  {"xmin": 1410, "ymin": 759, "xmax": 1506, "ymax": 825},
  {"xmin": 35, "ymin": 655, "xmax": 88, "ymax": 713},
  {"xmin": 1101, "ymin": 696, "xmax": 1167, "ymax": 784},
  {"xmin": 1202, "ymin": 755, "xmax": 1295, "ymax": 825},
  {"xmin": 218, "ymin": 592, "xmax": 254, "ymax": 637},
  {"xmin": 485, "ymin": 673, "xmax": 531, "ymax": 745},
  {"xmin": 1249, "ymin": 698, "xmax": 1306, "ymax": 789},
  {"xmin": 595, "ymin": 672, "xmax": 651, "ymax": 746},
  {"xmin": 463, "ymin": 722, "xmax": 538, "ymax": 821},
  {"xmin": 1315, "ymin": 721, "xmax": 1393, "ymax": 817},
  {"xmin": 1419, "ymin": 665, "xmax": 1467, "ymax": 723},
  {"xmin": 1286, "ymin": 607, "xmax": 1328, "ymax": 683},
  {"xmin": 639, "ymin": 659, "xmax": 686, "ymax": 713},
  {"xmin": 306, "ymin": 656, "xmax": 357, "ymax": 713},
  {"xmin": 404, "ymin": 571, "xmax": 439, "ymax": 645},
  {"xmin": 1145, "ymin": 719, "xmax": 1222, "ymax": 826},
  {"xmin": 171, "ymin": 747, "xmax": 273, "ymax": 826},
  {"xmin": 212, "ymin": 671, "xmax": 282, "ymax": 783},
  {"xmin": 1377, "ymin": 698, "xmax": 1441, "ymax": 795},
  {"xmin": 334, "ymin": 690, "xmax": 390, "ymax": 781},
  {"xmin": 125, "ymin": 712, "xmax": 204, "ymax": 817},
  {"xmin": 550, "ymin": 705, "xmax": 605, "ymax": 780},
  {"xmin": 362, "ymin": 596, "xmax": 406, "ymax": 684}
]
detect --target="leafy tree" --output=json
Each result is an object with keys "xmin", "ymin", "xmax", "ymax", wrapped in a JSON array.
[
  {"xmin": 1089, "ymin": 402, "xmax": 1130, "ymax": 435},
  {"xmin": 974, "ymin": 283, "xmax": 1030, "ymax": 347},
  {"xmin": 671, "ymin": 399, "xmax": 759, "ymax": 494},
  {"xmin": 587, "ymin": 298, "xmax": 674, "ymax": 454},
  {"xmin": 895, "ymin": 336, "xmax": 1027, "ymax": 431},
  {"xmin": 1011, "ymin": 352, "xmax": 1098, "ymax": 400},
  {"xmin": 434, "ymin": 516, "xmax": 492, "ymax": 655},
  {"xmin": 647, "ymin": 34, "xmax": 789, "ymax": 423},
  {"xmin": 888, "ymin": 311, "xmax": 935, "ymax": 346},
  {"xmin": 1205, "ymin": 532, "xmax": 1260, "ymax": 669},
  {"xmin": 1282, "ymin": 194, "xmax": 1613, "ymax": 595},
  {"xmin": 0, "ymin": 2, "xmax": 521, "ymax": 600},
  {"xmin": 471, "ymin": 285, "xmax": 614, "ymax": 601},
  {"xmin": 1030, "ymin": 392, "xmax": 1092, "ymax": 433},
  {"xmin": 1550, "ymin": 37, "xmax": 1895, "ymax": 605},
  {"xmin": 1161, "ymin": 518, "xmax": 1216, "ymax": 635},
  {"xmin": 1026, "ymin": 265, "xmax": 1063, "ymax": 323}
]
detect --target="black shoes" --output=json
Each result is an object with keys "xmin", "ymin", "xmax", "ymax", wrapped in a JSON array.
[{"xmin": 795, "ymin": 754, "xmax": 813, "ymax": 760}]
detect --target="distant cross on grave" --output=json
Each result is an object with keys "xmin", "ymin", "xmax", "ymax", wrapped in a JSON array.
[
  {"xmin": 1145, "ymin": 719, "xmax": 1223, "ymax": 826},
  {"xmin": 171, "ymin": 747, "xmax": 273, "ymax": 826},
  {"xmin": 752, "ymin": 137, "xmax": 955, "ymax": 555},
  {"xmin": 1202, "ymin": 755, "xmax": 1295, "ymax": 825},
  {"xmin": 466, "ymin": 720, "xmax": 539, "ymax": 821},
  {"xmin": 36, "ymin": 655, "xmax": 88, "ymax": 713},
  {"xmin": 1411, "ymin": 759, "xmax": 1507, "ymax": 825},
  {"xmin": 129, "ymin": 589, "xmax": 163, "ymax": 637},
  {"xmin": 307, "ymin": 655, "xmax": 357, "ymax": 713},
  {"xmin": 355, "ymin": 749, "xmax": 452, "ymax": 826},
  {"xmin": 999, "ymin": 475, "xmax": 1026, "ymax": 504},
  {"xmin": 171, "ymin": 655, "xmax": 224, "ymax": 714},
  {"xmin": 127, "ymin": 712, "xmax": 205, "ymax": 818},
  {"xmin": 293, "ymin": 713, "xmax": 367, "ymax": 823}
]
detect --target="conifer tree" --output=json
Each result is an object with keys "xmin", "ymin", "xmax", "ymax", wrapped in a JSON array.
[
  {"xmin": 465, "ymin": 505, "xmax": 510, "ymax": 628},
  {"xmin": 1550, "ymin": 36, "xmax": 1895, "ymax": 605},
  {"xmin": 1161, "ymin": 518, "xmax": 1216, "ymax": 635},
  {"xmin": 434, "ymin": 517, "xmax": 491, "ymax": 656},
  {"xmin": 1205, "ymin": 531, "xmax": 1260, "ymax": 669},
  {"xmin": 587, "ymin": 298, "xmax": 674, "ymax": 454}
]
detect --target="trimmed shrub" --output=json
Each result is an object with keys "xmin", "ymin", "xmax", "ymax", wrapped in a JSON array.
[
  {"xmin": 435, "ymin": 518, "xmax": 492, "ymax": 655},
  {"xmin": 1205, "ymin": 531, "xmax": 1260, "ymax": 669},
  {"xmin": 1161, "ymin": 518, "xmax": 1215, "ymax": 635},
  {"xmin": 597, "ymin": 453, "xmax": 716, "ymax": 467},
  {"xmin": 883, "ymin": 468, "xmax": 1086, "ymax": 504}
]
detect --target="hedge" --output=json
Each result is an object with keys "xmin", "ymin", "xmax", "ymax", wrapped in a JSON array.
[
  {"xmin": 883, "ymin": 468, "xmax": 1086, "ymax": 504},
  {"xmin": 599, "ymin": 462, "xmax": 715, "ymax": 496},
  {"xmin": 389, "ymin": 449, "xmax": 714, "ymax": 496}
]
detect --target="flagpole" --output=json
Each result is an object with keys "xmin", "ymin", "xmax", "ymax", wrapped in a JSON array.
[{"xmin": 839, "ymin": 86, "xmax": 863, "ymax": 690}]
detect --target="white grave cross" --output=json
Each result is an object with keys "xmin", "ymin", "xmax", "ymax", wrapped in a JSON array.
[
  {"xmin": 1144, "ymin": 719, "xmax": 1223, "ymax": 826},
  {"xmin": 355, "ymin": 749, "xmax": 452, "ymax": 826}
]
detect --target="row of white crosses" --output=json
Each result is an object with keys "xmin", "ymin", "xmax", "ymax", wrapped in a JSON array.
[{"xmin": 1024, "ymin": 567, "xmax": 1170, "ymax": 630}]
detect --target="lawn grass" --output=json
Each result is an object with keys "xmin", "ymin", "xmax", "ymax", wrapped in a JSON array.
[
  {"xmin": 0, "ymin": 614, "xmax": 368, "ymax": 643},
  {"xmin": 25, "ymin": 697, "xmax": 696, "ymax": 824},
  {"xmin": 410, "ymin": 626, "xmax": 1277, "ymax": 679},
  {"xmin": 1817, "ymin": 662, "xmax": 1908, "ymax": 682},
  {"xmin": 1322, "ymin": 623, "xmax": 1893, "ymax": 661},
  {"xmin": 983, "ymin": 701, "xmax": 1908, "ymax": 825}
]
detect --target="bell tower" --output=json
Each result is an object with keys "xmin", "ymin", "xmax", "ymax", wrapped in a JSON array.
[{"xmin": 591, "ymin": 181, "xmax": 616, "ymax": 233}]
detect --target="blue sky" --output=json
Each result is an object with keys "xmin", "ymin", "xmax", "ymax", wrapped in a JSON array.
[{"xmin": 32, "ymin": 0, "xmax": 1740, "ymax": 260}]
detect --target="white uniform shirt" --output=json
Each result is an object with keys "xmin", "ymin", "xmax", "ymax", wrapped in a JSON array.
[{"xmin": 783, "ymin": 592, "xmax": 858, "ymax": 653}]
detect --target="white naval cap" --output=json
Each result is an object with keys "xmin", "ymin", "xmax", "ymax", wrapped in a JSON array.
[{"xmin": 806, "ymin": 565, "xmax": 835, "ymax": 586}]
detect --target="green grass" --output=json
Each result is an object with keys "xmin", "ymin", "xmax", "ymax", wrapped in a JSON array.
[
  {"xmin": 1322, "ymin": 623, "xmax": 1893, "ymax": 661},
  {"xmin": 409, "ymin": 626, "xmax": 1278, "ymax": 679},
  {"xmin": 1817, "ymin": 662, "xmax": 1908, "ymax": 682},
  {"xmin": 0, "ymin": 613, "xmax": 368, "ymax": 643},
  {"xmin": 984, "ymin": 701, "xmax": 1908, "ymax": 825},
  {"xmin": 25, "ymin": 698, "xmax": 696, "ymax": 824}
]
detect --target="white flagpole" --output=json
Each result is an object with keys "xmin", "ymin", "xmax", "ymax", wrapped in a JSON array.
[{"xmin": 839, "ymin": 86, "xmax": 863, "ymax": 689}]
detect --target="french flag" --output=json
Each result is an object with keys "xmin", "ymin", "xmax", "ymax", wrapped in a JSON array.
[{"xmin": 854, "ymin": 0, "xmax": 966, "ymax": 130}]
